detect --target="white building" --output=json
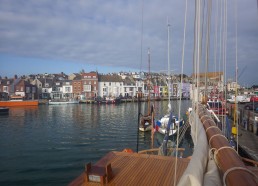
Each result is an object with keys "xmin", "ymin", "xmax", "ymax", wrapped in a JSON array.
[
  {"xmin": 227, "ymin": 81, "xmax": 240, "ymax": 92},
  {"xmin": 98, "ymin": 75, "xmax": 124, "ymax": 97},
  {"xmin": 62, "ymin": 81, "xmax": 73, "ymax": 99}
]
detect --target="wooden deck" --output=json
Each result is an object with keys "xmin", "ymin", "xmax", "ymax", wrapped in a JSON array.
[{"xmin": 68, "ymin": 151, "xmax": 190, "ymax": 186}]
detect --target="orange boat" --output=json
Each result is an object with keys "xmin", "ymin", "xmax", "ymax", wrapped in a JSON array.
[{"xmin": 0, "ymin": 96, "xmax": 38, "ymax": 107}]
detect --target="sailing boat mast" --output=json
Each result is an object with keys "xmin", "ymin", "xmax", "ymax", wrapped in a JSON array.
[
  {"xmin": 148, "ymin": 48, "xmax": 151, "ymax": 115},
  {"xmin": 167, "ymin": 21, "xmax": 171, "ymax": 111}
]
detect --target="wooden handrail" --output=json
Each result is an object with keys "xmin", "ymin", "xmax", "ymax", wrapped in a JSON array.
[
  {"xmin": 241, "ymin": 157, "xmax": 258, "ymax": 167},
  {"xmin": 197, "ymin": 104, "xmax": 257, "ymax": 186}
]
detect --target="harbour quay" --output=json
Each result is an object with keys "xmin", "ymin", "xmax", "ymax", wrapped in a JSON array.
[{"xmin": 227, "ymin": 103, "xmax": 258, "ymax": 161}]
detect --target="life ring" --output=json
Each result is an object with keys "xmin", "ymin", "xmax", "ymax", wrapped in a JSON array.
[{"xmin": 122, "ymin": 148, "xmax": 133, "ymax": 153}]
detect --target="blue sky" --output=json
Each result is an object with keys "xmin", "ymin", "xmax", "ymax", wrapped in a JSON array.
[{"xmin": 0, "ymin": 0, "xmax": 258, "ymax": 86}]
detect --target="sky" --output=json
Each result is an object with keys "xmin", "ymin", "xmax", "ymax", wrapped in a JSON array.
[{"xmin": 0, "ymin": 0, "xmax": 258, "ymax": 86}]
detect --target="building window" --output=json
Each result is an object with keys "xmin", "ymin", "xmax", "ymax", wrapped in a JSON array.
[
  {"xmin": 89, "ymin": 81, "xmax": 91, "ymax": 84},
  {"xmin": 94, "ymin": 81, "xmax": 96, "ymax": 84},
  {"xmin": 109, "ymin": 82, "xmax": 111, "ymax": 86},
  {"xmin": 94, "ymin": 86, "xmax": 96, "ymax": 91},
  {"xmin": 65, "ymin": 87, "xmax": 71, "ymax": 92},
  {"xmin": 3, "ymin": 86, "xmax": 8, "ymax": 92},
  {"xmin": 26, "ymin": 87, "xmax": 30, "ymax": 93},
  {"xmin": 83, "ymin": 85, "xmax": 91, "ymax": 92},
  {"xmin": 32, "ymin": 87, "xmax": 36, "ymax": 93}
]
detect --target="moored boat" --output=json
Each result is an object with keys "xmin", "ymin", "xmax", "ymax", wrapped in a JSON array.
[
  {"xmin": 0, "ymin": 107, "xmax": 9, "ymax": 114},
  {"xmin": 139, "ymin": 114, "xmax": 153, "ymax": 132},
  {"xmin": 139, "ymin": 49, "xmax": 153, "ymax": 132},
  {"xmin": 155, "ymin": 114, "xmax": 184, "ymax": 136},
  {"xmin": 0, "ymin": 96, "xmax": 38, "ymax": 107},
  {"xmin": 48, "ymin": 99, "xmax": 79, "ymax": 105},
  {"xmin": 0, "ymin": 100, "xmax": 39, "ymax": 107}
]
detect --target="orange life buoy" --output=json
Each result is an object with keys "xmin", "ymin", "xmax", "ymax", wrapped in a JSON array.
[{"xmin": 122, "ymin": 148, "xmax": 133, "ymax": 153}]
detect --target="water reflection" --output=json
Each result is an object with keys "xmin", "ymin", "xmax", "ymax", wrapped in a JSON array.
[{"xmin": 0, "ymin": 100, "xmax": 192, "ymax": 186}]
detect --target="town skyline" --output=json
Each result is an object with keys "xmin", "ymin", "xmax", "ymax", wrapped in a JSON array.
[{"xmin": 1, "ymin": 69, "xmax": 257, "ymax": 88}]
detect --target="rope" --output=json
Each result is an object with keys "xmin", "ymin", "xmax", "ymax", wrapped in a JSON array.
[
  {"xmin": 209, "ymin": 147, "xmax": 217, "ymax": 160},
  {"xmin": 235, "ymin": 0, "xmax": 239, "ymax": 155},
  {"xmin": 200, "ymin": 114, "xmax": 210, "ymax": 121},
  {"xmin": 205, "ymin": 126, "xmax": 218, "ymax": 133},
  {"xmin": 208, "ymin": 134, "xmax": 227, "ymax": 146},
  {"xmin": 210, "ymin": 146, "xmax": 236, "ymax": 170},
  {"xmin": 202, "ymin": 118, "xmax": 214, "ymax": 125},
  {"xmin": 174, "ymin": 0, "xmax": 188, "ymax": 185},
  {"xmin": 215, "ymin": 146, "xmax": 237, "ymax": 156},
  {"xmin": 223, "ymin": 167, "xmax": 258, "ymax": 186}
]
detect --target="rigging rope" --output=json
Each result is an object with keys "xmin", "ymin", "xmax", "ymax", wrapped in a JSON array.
[
  {"xmin": 173, "ymin": 0, "xmax": 188, "ymax": 185},
  {"xmin": 235, "ymin": 0, "xmax": 239, "ymax": 154}
]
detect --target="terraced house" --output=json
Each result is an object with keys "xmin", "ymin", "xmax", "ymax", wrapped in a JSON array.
[
  {"xmin": 98, "ymin": 74, "xmax": 124, "ymax": 98},
  {"xmin": 81, "ymin": 72, "xmax": 98, "ymax": 99}
]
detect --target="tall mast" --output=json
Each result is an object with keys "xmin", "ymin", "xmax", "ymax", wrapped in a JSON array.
[
  {"xmin": 167, "ymin": 20, "xmax": 171, "ymax": 111},
  {"xmin": 148, "ymin": 48, "xmax": 151, "ymax": 114}
]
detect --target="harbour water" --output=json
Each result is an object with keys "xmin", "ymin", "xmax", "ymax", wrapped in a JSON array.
[{"xmin": 0, "ymin": 100, "xmax": 192, "ymax": 186}]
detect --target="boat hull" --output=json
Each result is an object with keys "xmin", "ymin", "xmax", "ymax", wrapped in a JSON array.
[
  {"xmin": 139, "ymin": 115, "xmax": 153, "ymax": 132},
  {"xmin": 155, "ymin": 115, "xmax": 183, "ymax": 136},
  {"xmin": 139, "ymin": 125, "xmax": 152, "ymax": 132},
  {"xmin": 48, "ymin": 101, "xmax": 79, "ymax": 105},
  {"xmin": 0, "ymin": 101, "xmax": 38, "ymax": 107},
  {"xmin": 0, "ymin": 107, "xmax": 9, "ymax": 114},
  {"xmin": 157, "ymin": 127, "xmax": 177, "ymax": 136}
]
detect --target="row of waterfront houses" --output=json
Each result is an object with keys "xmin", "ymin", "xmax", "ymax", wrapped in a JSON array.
[
  {"xmin": 2, "ymin": 71, "xmax": 255, "ymax": 101},
  {"xmin": 0, "ymin": 71, "xmax": 192, "ymax": 101}
]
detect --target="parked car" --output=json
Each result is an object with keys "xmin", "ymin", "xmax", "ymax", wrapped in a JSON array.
[
  {"xmin": 244, "ymin": 103, "xmax": 258, "ymax": 110},
  {"xmin": 227, "ymin": 95, "xmax": 250, "ymax": 104},
  {"xmin": 250, "ymin": 96, "xmax": 258, "ymax": 102}
]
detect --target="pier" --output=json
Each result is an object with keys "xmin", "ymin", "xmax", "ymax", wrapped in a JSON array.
[{"xmin": 227, "ymin": 103, "xmax": 258, "ymax": 161}]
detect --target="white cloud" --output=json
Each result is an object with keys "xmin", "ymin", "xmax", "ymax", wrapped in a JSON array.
[{"xmin": 0, "ymin": 0, "xmax": 257, "ymax": 85}]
